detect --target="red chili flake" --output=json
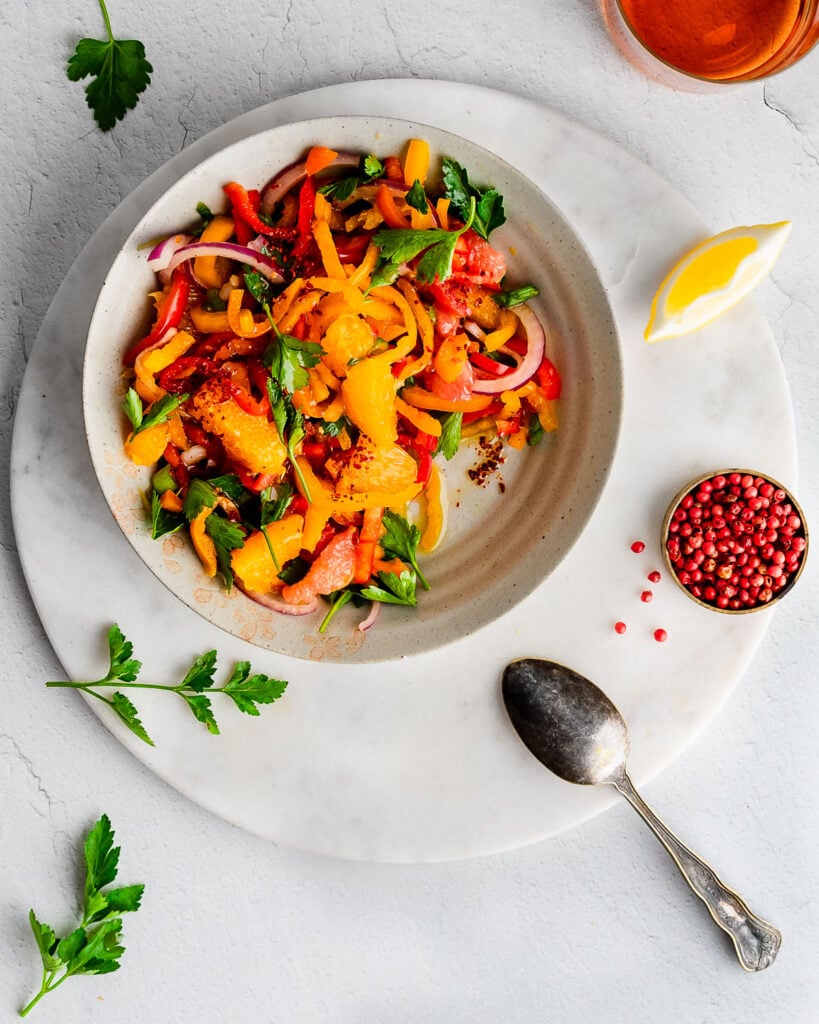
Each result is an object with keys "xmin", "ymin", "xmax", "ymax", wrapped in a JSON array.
[
  {"xmin": 630, "ymin": 540, "xmax": 646, "ymax": 553},
  {"xmin": 653, "ymin": 628, "xmax": 668, "ymax": 642},
  {"xmin": 641, "ymin": 590, "xmax": 653, "ymax": 603},
  {"xmin": 614, "ymin": 621, "xmax": 627, "ymax": 634},
  {"xmin": 647, "ymin": 570, "xmax": 662, "ymax": 583}
]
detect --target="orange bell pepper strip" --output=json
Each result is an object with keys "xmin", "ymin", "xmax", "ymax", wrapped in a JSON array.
[
  {"xmin": 353, "ymin": 506, "xmax": 384, "ymax": 584},
  {"xmin": 305, "ymin": 145, "xmax": 339, "ymax": 176},
  {"xmin": 190, "ymin": 508, "xmax": 219, "ymax": 578},
  {"xmin": 226, "ymin": 288, "xmax": 272, "ymax": 339},
  {"xmin": 394, "ymin": 279, "xmax": 435, "ymax": 381},
  {"xmin": 400, "ymin": 386, "xmax": 494, "ymax": 414},
  {"xmin": 312, "ymin": 219, "xmax": 347, "ymax": 280},
  {"xmin": 403, "ymin": 139, "xmax": 430, "ymax": 187},
  {"xmin": 395, "ymin": 396, "xmax": 442, "ymax": 437},
  {"xmin": 194, "ymin": 215, "xmax": 236, "ymax": 288},
  {"xmin": 375, "ymin": 184, "xmax": 412, "ymax": 229}
]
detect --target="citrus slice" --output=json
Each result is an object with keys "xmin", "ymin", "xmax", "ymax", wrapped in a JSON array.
[{"xmin": 644, "ymin": 221, "xmax": 791, "ymax": 343}]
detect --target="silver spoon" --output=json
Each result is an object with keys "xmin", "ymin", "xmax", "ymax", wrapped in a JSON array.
[{"xmin": 502, "ymin": 657, "xmax": 781, "ymax": 971}]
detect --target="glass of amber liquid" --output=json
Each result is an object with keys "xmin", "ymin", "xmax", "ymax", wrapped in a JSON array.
[{"xmin": 607, "ymin": 0, "xmax": 819, "ymax": 85}]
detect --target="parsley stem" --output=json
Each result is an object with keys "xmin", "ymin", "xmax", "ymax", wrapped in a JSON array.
[
  {"xmin": 20, "ymin": 970, "xmax": 69, "ymax": 1018},
  {"xmin": 48, "ymin": 681, "xmax": 237, "ymax": 695},
  {"xmin": 97, "ymin": 0, "xmax": 114, "ymax": 43}
]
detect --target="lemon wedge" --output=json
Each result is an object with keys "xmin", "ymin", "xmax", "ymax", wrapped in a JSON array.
[{"xmin": 644, "ymin": 221, "xmax": 791, "ymax": 343}]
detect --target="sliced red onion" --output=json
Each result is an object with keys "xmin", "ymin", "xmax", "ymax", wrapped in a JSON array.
[
  {"xmin": 237, "ymin": 581, "xmax": 318, "ymax": 616},
  {"xmin": 358, "ymin": 601, "xmax": 382, "ymax": 633},
  {"xmin": 463, "ymin": 320, "xmax": 487, "ymax": 342},
  {"xmin": 471, "ymin": 305, "xmax": 546, "ymax": 394},
  {"xmin": 148, "ymin": 233, "xmax": 192, "ymax": 283},
  {"xmin": 260, "ymin": 152, "xmax": 362, "ymax": 215},
  {"xmin": 180, "ymin": 445, "xmax": 208, "ymax": 467},
  {"xmin": 165, "ymin": 242, "xmax": 284, "ymax": 283}
]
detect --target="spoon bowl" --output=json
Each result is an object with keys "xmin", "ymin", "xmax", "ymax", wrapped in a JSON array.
[{"xmin": 502, "ymin": 657, "xmax": 782, "ymax": 972}]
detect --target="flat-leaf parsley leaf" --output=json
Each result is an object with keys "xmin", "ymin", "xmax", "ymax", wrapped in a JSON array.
[
  {"xmin": 20, "ymin": 814, "xmax": 144, "ymax": 1018},
  {"xmin": 45, "ymin": 625, "xmax": 289, "ymax": 746},
  {"xmin": 66, "ymin": 0, "xmax": 152, "ymax": 132}
]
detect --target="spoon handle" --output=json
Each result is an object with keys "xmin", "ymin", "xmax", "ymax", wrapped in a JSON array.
[{"xmin": 613, "ymin": 771, "xmax": 781, "ymax": 971}]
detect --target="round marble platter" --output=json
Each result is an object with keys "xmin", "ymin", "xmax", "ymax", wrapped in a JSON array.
[{"xmin": 11, "ymin": 80, "xmax": 796, "ymax": 863}]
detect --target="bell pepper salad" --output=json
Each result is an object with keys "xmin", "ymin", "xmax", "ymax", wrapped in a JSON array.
[{"xmin": 120, "ymin": 140, "xmax": 562, "ymax": 631}]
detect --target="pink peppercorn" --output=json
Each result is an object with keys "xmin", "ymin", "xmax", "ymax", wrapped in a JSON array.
[{"xmin": 665, "ymin": 471, "xmax": 807, "ymax": 612}]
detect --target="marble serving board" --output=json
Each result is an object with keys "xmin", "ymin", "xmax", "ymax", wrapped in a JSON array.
[{"xmin": 10, "ymin": 80, "xmax": 795, "ymax": 862}]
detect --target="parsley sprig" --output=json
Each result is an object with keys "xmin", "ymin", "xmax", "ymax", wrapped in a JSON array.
[
  {"xmin": 373, "ymin": 196, "xmax": 476, "ymax": 283},
  {"xmin": 441, "ymin": 158, "xmax": 506, "ymax": 241},
  {"xmin": 66, "ymin": 0, "xmax": 152, "ymax": 132},
  {"xmin": 21, "ymin": 814, "xmax": 144, "ymax": 1018},
  {"xmin": 45, "ymin": 625, "xmax": 288, "ymax": 746},
  {"xmin": 121, "ymin": 388, "xmax": 188, "ymax": 436}
]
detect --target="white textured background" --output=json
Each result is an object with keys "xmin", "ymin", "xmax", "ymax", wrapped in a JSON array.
[{"xmin": 2, "ymin": 2, "xmax": 818, "ymax": 1021}]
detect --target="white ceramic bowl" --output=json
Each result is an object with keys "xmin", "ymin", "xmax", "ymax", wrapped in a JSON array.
[{"xmin": 83, "ymin": 115, "xmax": 623, "ymax": 663}]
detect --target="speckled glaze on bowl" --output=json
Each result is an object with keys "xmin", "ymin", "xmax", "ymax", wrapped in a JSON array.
[
  {"xmin": 82, "ymin": 115, "xmax": 623, "ymax": 663},
  {"xmin": 661, "ymin": 468, "xmax": 809, "ymax": 614}
]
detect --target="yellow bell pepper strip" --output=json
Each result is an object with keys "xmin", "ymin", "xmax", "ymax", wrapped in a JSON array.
[
  {"xmin": 436, "ymin": 198, "xmax": 451, "ymax": 230},
  {"xmin": 190, "ymin": 508, "xmax": 219, "ymax": 578},
  {"xmin": 483, "ymin": 309, "xmax": 519, "ymax": 352},
  {"xmin": 394, "ymin": 396, "xmax": 442, "ymax": 437},
  {"xmin": 460, "ymin": 416, "xmax": 496, "ymax": 439},
  {"xmin": 124, "ymin": 267, "xmax": 190, "ymax": 366},
  {"xmin": 277, "ymin": 289, "xmax": 322, "ymax": 333},
  {"xmin": 312, "ymin": 219, "xmax": 347, "ymax": 280},
  {"xmin": 369, "ymin": 284, "xmax": 418, "ymax": 363},
  {"xmin": 375, "ymin": 184, "xmax": 412, "ymax": 229},
  {"xmin": 135, "ymin": 330, "xmax": 198, "ymax": 403},
  {"xmin": 345, "ymin": 243, "xmax": 380, "ymax": 290},
  {"xmin": 189, "ymin": 305, "xmax": 231, "ymax": 333},
  {"xmin": 305, "ymin": 145, "xmax": 339, "ymax": 176},
  {"xmin": 272, "ymin": 277, "xmax": 305, "ymax": 321},
  {"xmin": 193, "ymin": 215, "xmax": 236, "ymax": 288},
  {"xmin": 420, "ymin": 462, "xmax": 445, "ymax": 553},
  {"xmin": 226, "ymin": 288, "xmax": 272, "ymax": 339},
  {"xmin": 400, "ymin": 386, "xmax": 494, "ymax": 414},
  {"xmin": 394, "ymin": 279, "xmax": 435, "ymax": 381},
  {"xmin": 403, "ymin": 139, "xmax": 430, "ymax": 187},
  {"xmin": 321, "ymin": 392, "xmax": 345, "ymax": 423}
]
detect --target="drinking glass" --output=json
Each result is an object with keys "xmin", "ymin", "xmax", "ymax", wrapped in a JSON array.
[{"xmin": 602, "ymin": 0, "xmax": 819, "ymax": 87}]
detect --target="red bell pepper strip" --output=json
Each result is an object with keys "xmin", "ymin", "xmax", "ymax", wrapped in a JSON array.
[
  {"xmin": 223, "ymin": 182, "xmax": 270, "ymax": 238},
  {"xmin": 470, "ymin": 352, "xmax": 510, "ymax": 377},
  {"xmin": 535, "ymin": 356, "xmax": 562, "ymax": 399},
  {"xmin": 230, "ymin": 383, "xmax": 270, "ymax": 417},
  {"xmin": 289, "ymin": 176, "xmax": 318, "ymax": 265},
  {"xmin": 123, "ymin": 267, "xmax": 190, "ymax": 366},
  {"xmin": 156, "ymin": 355, "xmax": 218, "ymax": 394},
  {"xmin": 163, "ymin": 442, "xmax": 190, "ymax": 494},
  {"xmin": 235, "ymin": 467, "xmax": 278, "ymax": 493}
]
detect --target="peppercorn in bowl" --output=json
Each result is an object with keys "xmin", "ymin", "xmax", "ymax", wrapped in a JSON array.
[
  {"xmin": 82, "ymin": 115, "xmax": 623, "ymax": 663},
  {"xmin": 662, "ymin": 469, "xmax": 808, "ymax": 613}
]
